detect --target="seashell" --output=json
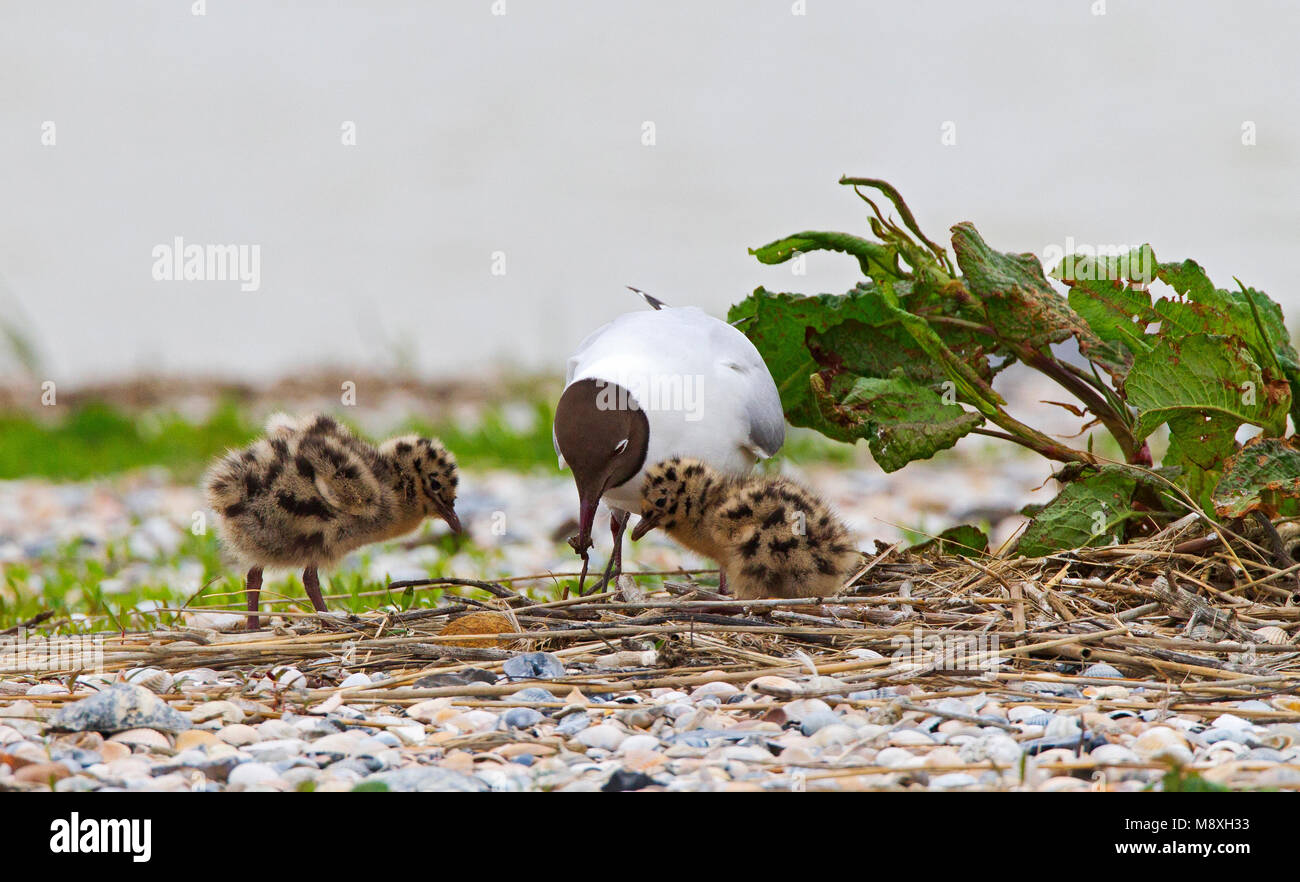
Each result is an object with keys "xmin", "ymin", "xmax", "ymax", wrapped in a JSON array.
[
  {"xmin": 810, "ymin": 724, "xmax": 857, "ymax": 748},
  {"xmin": 1132, "ymin": 726, "xmax": 1193, "ymax": 764},
  {"xmin": 888, "ymin": 728, "xmax": 934, "ymax": 747},
  {"xmin": 1253, "ymin": 626, "xmax": 1291, "ymax": 646},
  {"xmin": 1089, "ymin": 743, "xmax": 1138, "ymax": 765},
  {"xmin": 124, "ymin": 668, "xmax": 174, "ymax": 695},
  {"xmin": 874, "ymin": 746, "xmax": 924, "ymax": 769},
  {"xmin": 1081, "ymin": 663, "xmax": 1124, "ymax": 680},
  {"xmin": 1007, "ymin": 705, "xmax": 1046, "ymax": 723},
  {"xmin": 438, "ymin": 611, "xmax": 517, "ymax": 649},
  {"xmin": 575, "ymin": 724, "xmax": 626, "ymax": 751},
  {"xmin": 1045, "ymin": 715, "xmax": 1082, "ymax": 739},
  {"xmin": 1083, "ymin": 684, "xmax": 1130, "ymax": 700}
]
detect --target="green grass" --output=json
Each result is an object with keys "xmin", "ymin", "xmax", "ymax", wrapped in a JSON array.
[
  {"xmin": 0, "ymin": 395, "xmax": 862, "ymax": 484},
  {"xmin": 0, "ymin": 400, "xmax": 256, "ymax": 482}
]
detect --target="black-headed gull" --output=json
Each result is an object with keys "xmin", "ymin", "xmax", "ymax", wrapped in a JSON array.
[{"xmin": 553, "ymin": 291, "xmax": 785, "ymax": 591}]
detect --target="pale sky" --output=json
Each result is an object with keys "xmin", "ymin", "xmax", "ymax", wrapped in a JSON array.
[{"xmin": 2, "ymin": 1, "xmax": 1296, "ymax": 385}]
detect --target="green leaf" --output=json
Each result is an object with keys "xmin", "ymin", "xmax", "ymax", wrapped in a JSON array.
[
  {"xmin": 749, "ymin": 231, "xmax": 902, "ymax": 279},
  {"xmin": 1015, "ymin": 469, "xmax": 1139, "ymax": 557},
  {"xmin": 729, "ymin": 283, "xmax": 1004, "ymax": 444},
  {"xmin": 912, "ymin": 523, "xmax": 989, "ymax": 557},
  {"xmin": 1125, "ymin": 334, "xmax": 1290, "ymax": 468},
  {"xmin": 810, "ymin": 371, "xmax": 983, "ymax": 471},
  {"xmin": 727, "ymin": 288, "xmax": 859, "ymax": 431},
  {"xmin": 952, "ymin": 223, "xmax": 1110, "ymax": 355},
  {"xmin": 1053, "ymin": 249, "xmax": 1159, "ymax": 379},
  {"xmin": 1212, "ymin": 437, "xmax": 1300, "ymax": 518}
]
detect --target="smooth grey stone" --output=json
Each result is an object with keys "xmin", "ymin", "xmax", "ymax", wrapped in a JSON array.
[
  {"xmin": 502, "ymin": 707, "xmax": 544, "ymax": 729},
  {"xmin": 503, "ymin": 652, "xmax": 567, "ymax": 680},
  {"xmin": 799, "ymin": 711, "xmax": 841, "ymax": 736},
  {"xmin": 48, "ymin": 683, "xmax": 191, "ymax": 734},
  {"xmin": 557, "ymin": 711, "xmax": 590, "ymax": 736}
]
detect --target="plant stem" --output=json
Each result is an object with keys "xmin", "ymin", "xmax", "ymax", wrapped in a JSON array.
[{"xmin": 1006, "ymin": 342, "xmax": 1142, "ymax": 463}]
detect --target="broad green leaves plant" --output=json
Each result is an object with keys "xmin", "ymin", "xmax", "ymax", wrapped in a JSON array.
[{"xmin": 731, "ymin": 177, "xmax": 1299, "ymax": 555}]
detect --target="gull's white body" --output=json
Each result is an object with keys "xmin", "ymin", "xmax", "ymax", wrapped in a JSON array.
[{"xmin": 559, "ymin": 305, "xmax": 785, "ymax": 512}]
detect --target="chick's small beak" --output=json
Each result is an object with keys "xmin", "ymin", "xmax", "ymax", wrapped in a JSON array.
[
  {"xmin": 434, "ymin": 498, "xmax": 463, "ymax": 534},
  {"xmin": 629, "ymin": 512, "xmax": 659, "ymax": 541}
]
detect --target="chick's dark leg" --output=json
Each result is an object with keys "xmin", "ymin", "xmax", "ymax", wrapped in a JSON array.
[
  {"xmin": 592, "ymin": 510, "xmax": 630, "ymax": 594},
  {"xmin": 245, "ymin": 566, "xmax": 264, "ymax": 630},
  {"xmin": 302, "ymin": 566, "xmax": 329, "ymax": 613}
]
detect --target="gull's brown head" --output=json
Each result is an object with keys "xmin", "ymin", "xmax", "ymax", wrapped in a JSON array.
[{"xmin": 554, "ymin": 378, "xmax": 649, "ymax": 553}]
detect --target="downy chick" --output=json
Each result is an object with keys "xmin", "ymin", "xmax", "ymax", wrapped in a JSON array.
[
  {"xmin": 205, "ymin": 413, "xmax": 462, "ymax": 628},
  {"xmin": 630, "ymin": 457, "xmax": 858, "ymax": 600}
]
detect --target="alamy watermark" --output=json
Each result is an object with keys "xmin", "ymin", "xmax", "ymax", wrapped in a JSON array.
[
  {"xmin": 151, "ymin": 236, "xmax": 261, "ymax": 292},
  {"xmin": 890, "ymin": 627, "xmax": 1000, "ymax": 671},
  {"xmin": 594, "ymin": 374, "xmax": 705, "ymax": 422},
  {"xmin": 1041, "ymin": 237, "xmax": 1155, "ymax": 284},
  {"xmin": 0, "ymin": 630, "xmax": 104, "ymax": 674}
]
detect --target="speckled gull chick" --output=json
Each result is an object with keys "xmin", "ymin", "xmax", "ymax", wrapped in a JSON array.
[{"xmin": 552, "ymin": 290, "xmax": 785, "ymax": 591}]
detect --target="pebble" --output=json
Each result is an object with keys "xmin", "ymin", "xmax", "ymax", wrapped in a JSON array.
[
  {"xmin": 5, "ymin": 469, "xmax": 1300, "ymax": 792},
  {"xmin": 227, "ymin": 762, "xmax": 281, "ymax": 790},
  {"xmin": 575, "ymin": 725, "xmax": 626, "ymax": 751},
  {"xmin": 108, "ymin": 728, "xmax": 171, "ymax": 750},
  {"xmin": 1132, "ymin": 726, "xmax": 1194, "ymax": 764},
  {"xmin": 48, "ymin": 683, "xmax": 192, "ymax": 734},
  {"xmin": 218, "ymin": 724, "xmax": 262, "ymax": 746},
  {"xmin": 502, "ymin": 652, "xmax": 566, "ymax": 680},
  {"xmin": 502, "ymin": 708, "xmax": 544, "ymax": 730}
]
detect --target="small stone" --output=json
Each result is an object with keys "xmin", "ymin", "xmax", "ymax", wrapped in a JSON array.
[
  {"xmin": 875, "ymin": 747, "xmax": 923, "ymax": 768},
  {"xmin": 26, "ymin": 684, "xmax": 69, "ymax": 696},
  {"xmin": 218, "ymin": 724, "xmax": 261, "ymax": 746},
  {"xmin": 1045, "ymin": 715, "xmax": 1082, "ymax": 739},
  {"xmin": 1090, "ymin": 743, "xmax": 1139, "ymax": 764},
  {"xmin": 406, "ymin": 699, "xmax": 452, "ymax": 723},
  {"xmin": 888, "ymin": 729, "xmax": 934, "ymax": 746},
  {"xmin": 227, "ymin": 762, "xmax": 281, "ymax": 790},
  {"xmin": 108, "ymin": 728, "xmax": 171, "ymax": 750},
  {"xmin": 339, "ymin": 673, "xmax": 372, "ymax": 689},
  {"xmin": 617, "ymin": 734, "xmax": 661, "ymax": 755},
  {"xmin": 690, "ymin": 681, "xmax": 741, "ymax": 701},
  {"xmin": 14, "ymin": 762, "xmax": 72, "ymax": 785},
  {"xmin": 810, "ymin": 724, "xmax": 857, "ymax": 748},
  {"xmin": 602, "ymin": 769, "xmax": 655, "ymax": 792},
  {"xmin": 576, "ymin": 724, "xmax": 626, "ymax": 751},
  {"xmin": 1132, "ymin": 726, "xmax": 1193, "ymax": 764},
  {"xmin": 1211, "ymin": 713, "xmax": 1251, "ymax": 731},
  {"xmin": 48, "ymin": 683, "xmax": 191, "ymax": 734},
  {"xmin": 557, "ymin": 711, "xmax": 590, "ymax": 736},
  {"xmin": 188, "ymin": 701, "xmax": 244, "ymax": 725},
  {"xmin": 502, "ymin": 708, "xmax": 544, "ymax": 730},
  {"xmin": 799, "ymin": 711, "xmax": 842, "ymax": 736},
  {"xmin": 502, "ymin": 652, "xmax": 566, "ymax": 680},
  {"xmin": 931, "ymin": 772, "xmax": 977, "ymax": 789}
]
